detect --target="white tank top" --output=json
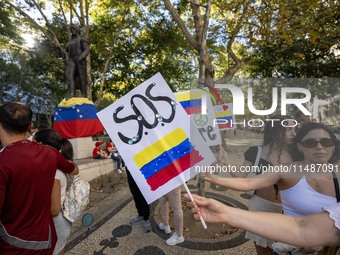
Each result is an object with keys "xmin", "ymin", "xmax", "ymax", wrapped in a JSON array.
[{"xmin": 281, "ymin": 175, "xmax": 337, "ymax": 216}]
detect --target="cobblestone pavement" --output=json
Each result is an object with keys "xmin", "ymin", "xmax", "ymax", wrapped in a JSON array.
[{"xmin": 66, "ymin": 130, "xmax": 262, "ymax": 255}]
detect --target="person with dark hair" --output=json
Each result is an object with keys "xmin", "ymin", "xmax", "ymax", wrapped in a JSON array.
[
  {"xmin": 290, "ymin": 122, "xmax": 340, "ymax": 163},
  {"xmin": 205, "ymin": 122, "xmax": 340, "ymax": 254},
  {"xmin": 60, "ymin": 139, "xmax": 74, "ymax": 163},
  {"xmin": 34, "ymin": 128, "xmax": 64, "ymax": 151},
  {"xmin": 34, "ymin": 129, "xmax": 74, "ymax": 255},
  {"xmin": 209, "ymin": 115, "xmax": 296, "ymax": 255},
  {"xmin": 294, "ymin": 110, "xmax": 312, "ymax": 125},
  {"xmin": 0, "ymin": 102, "xmax": 79, "ymax": 254},
  {"xmin": 126, "ymin": 169, "xmax": 152, "ymax": 233}
]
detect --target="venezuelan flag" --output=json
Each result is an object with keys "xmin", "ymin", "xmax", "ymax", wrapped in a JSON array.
[
  {"xmin": 53, "ymin": 98, "xmax": 104, "ymax": 139},
  {"xmin": 214, "ymin": 104, "xmax": 235, "ymax": 130},
  {"xmin": 215, "ymin": 110, "xmax": 234, "ymax": 129},
  {"xmin": 175, "ymin": 91, "xmax": 203, "ymax": 115},
  {"xmin": 134, "ymin": 128, "xmax": 204, "ymax": 191}
]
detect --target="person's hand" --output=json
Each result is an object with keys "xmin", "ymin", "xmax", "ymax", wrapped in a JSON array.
[
  {"xmin": 184, "ymin": 194, "xmax": 228, "ymax": 224},
  {"xmin": 200, "ymin": 171, "xmax": 217, "ymax": 183},
  {"xmin": 218, "ymin": 147, "xmax": 230, "ymax": 166}
]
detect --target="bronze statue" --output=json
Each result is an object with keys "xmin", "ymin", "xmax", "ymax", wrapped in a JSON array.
[{"xmin": 65, "ymin": 24, "xmax": 90, "ymax": 98}]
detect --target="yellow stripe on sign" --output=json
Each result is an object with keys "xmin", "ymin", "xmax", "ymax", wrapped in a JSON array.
[
  {"xmin": 215, "ymin": 110, "xmax": 232, "ymax": 118},
  {"xmin": 175, "ymin": 91, "xmax": 202, "ymax": 102},
  {"xmin": 133, "ymin": 128, "xmax": 187, "ymax": 169}
]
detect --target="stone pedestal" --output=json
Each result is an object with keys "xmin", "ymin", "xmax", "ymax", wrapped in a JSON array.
[
  {"xmin": 77, "ymin": 159, "xmax": 116, "ymax": 182},
  {"xmin": 69, "ymin": 136, "xmax": 95, "ymax": 159}
]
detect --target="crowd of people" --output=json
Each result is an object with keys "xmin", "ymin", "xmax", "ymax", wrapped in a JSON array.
[
  {"xmin": 0, "ymin": 101, "xmax": 184, "ymax": 255},
  {"xmin": 1, "ymin": 101, "xmax": 339, "ymax": 254}
]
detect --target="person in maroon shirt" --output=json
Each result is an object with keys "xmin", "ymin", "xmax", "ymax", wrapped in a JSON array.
[{"xmin": 0, "ymin": 102, "xmax": 79, "ymax": 255}]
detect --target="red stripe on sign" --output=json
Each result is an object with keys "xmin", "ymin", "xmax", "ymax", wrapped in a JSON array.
[
  {"xmin": 184, "ymin": 106, "xmax": 202, "ymax": 115},
  {"xmin": 146, "ymin": 150, "xmax": 203, "ymax": 191}
]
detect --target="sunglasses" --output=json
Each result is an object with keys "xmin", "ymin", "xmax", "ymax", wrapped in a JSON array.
[{"xmin": 300, "ymin": 138, "xmax": 336, "ymax": 148}]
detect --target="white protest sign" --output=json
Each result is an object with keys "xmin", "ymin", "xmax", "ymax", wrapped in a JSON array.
[
  {"xmin": 175, "ymin": 89, "xmax": 222, "ymax": 146},
  {"xmin": 97, "ymin": 73, "xmax": 215, "ymax": 204}
]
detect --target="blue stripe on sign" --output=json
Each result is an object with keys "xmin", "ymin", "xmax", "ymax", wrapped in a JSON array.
[
  {"xmin": 140, "ymin": 138, "xmax": 193, "ymax": 179},
  {"xmin": 179, "ymin": 99, "xmax": 202, "ymax": 109}
]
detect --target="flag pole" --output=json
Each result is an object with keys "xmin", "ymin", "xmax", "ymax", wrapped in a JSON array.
[{"xmin": 183, "ymin": 182, "xmax": 207, "ymax": 229}]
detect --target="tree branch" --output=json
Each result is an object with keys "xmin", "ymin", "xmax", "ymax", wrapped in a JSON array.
[
  {"xmin": 162, "ymin": 0, "xmax": 198, "ymax": 50},
  {"xmin": 198, "ymin": 0, "xmax": 212, "ymax": 82},
  {"xmin": 66, "ymin": 0, "xmax": 82, "ymax": 25},
  {"xmin": 4, "ymin": 0, "xmax": 66, "ymax": 57},
  {"xmin": 216, "ymin": 1, "xmax": 249, "ymax": 83},
  {"xmin": 57, "ymin": 0, "xmax": 68, "ymax": 26},
  {"xmin": 190, "ymin": 0, "xmax": 202, "ymax": 50},
  {"xmin": 201, "ymin": 0, "xmax": 212, "ymax": 68},
  {"xmin": 85, "ymin": 0, "xmax": 89, "ymax": 26},
  {"xmin": 95, "ymin": 5, "xmax": 131, "ymax": 105},
  {"xmin": 30, "ymin": 0, "xmax": 50, "ymax": 26},
  {"xmin": 79, "ymin": 0, "xmax": 85, "ymax": 26}
]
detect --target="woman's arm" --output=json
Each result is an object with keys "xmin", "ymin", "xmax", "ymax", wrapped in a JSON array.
[
  {"xmin": 51, "ymin": 179, "xmax": 62, "ymax": 217},
  {"xmin": 69, "ymin": 164, "xmax": 79, "ymax": 175},
  {"xmin": 204, "ymin": 170, "xmax": 279, "ymax": 191},
  {"xmin": 186, "ymin": 194, "xmax": 340, "ymax": 247},
  {"xmin": 227, "ymin": 205, "xmax": 340, "ymax": 247},
  {"xmin": 218, "ymin": 147, "xmax": 257, "ymax": 178}
]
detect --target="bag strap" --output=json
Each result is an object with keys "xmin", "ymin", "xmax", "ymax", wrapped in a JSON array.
[
  {"xmin": 254, "ymin": 146, "xmax": 262, "ymax": 166},
  {"xmin": 66, "ymin": 174, "xmax": 80, "ymax": 183},
  {"xmin": 332, "ymin": 171, "xmax": 340, "ymax": 203}
]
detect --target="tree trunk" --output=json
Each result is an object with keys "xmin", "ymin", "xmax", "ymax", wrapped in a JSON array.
[
  {"xmin": 162, "ymin": 0, "xmax": 250, "ymax": 196},
  {"xmin": 82, "ymin": 25, "xmax": 92, "ymax": 100}
]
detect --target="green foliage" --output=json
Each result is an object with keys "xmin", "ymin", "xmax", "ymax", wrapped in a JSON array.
[
  {"xmin": 0, "ymin": 2, "xmax": 18, "ymax": 44},
  {"xmin": 90, "ymin": 0, "xmax": 196, "ymax": 102},
  {"xmin": 1, "ymin": 0, "xmax": 338, "ymax": 112},
  {"xmin": 96, "ymin": 94, "xmax": 115, "ymax": 111},
  {"xmin": 244, "ymin": 0, "xmax": 339, "ymax": 103},
  {"xmin": 245, "ymin": 0, "xmax": 339, "ymax": 76}
]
